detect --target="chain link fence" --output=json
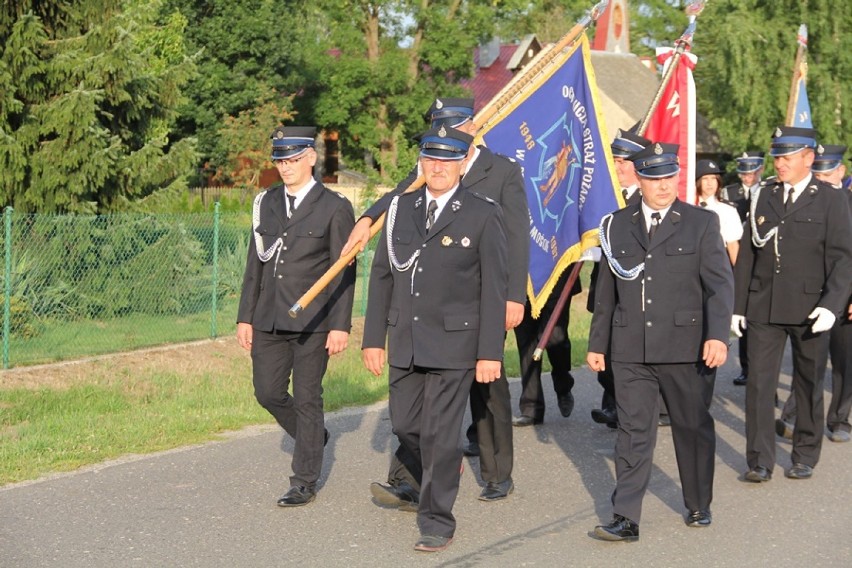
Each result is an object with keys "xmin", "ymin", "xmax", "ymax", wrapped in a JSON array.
[{"xmin": 0, "ymin": 204, "xmax": 377, "ymax": 368}]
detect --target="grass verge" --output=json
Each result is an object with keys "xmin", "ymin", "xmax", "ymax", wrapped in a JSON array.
[{"xmin": 0, "ymin": 267, "xmax": 593, "ymax": 486}]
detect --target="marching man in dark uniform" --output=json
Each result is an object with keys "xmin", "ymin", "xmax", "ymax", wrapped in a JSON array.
[
  {"xmin": 587, "ymin": 128, "xmax": 651, "ymax": 429},
  {"xmin": 722, "ymin": 151, "xmax": 765, "ymax": 223},
  {"xmin": 587, "ymin": 142, "xmax": 734, "ymax": 541},
  {"xmin": 723, "ymin": 151, "xmax": 765, "ymax": 387},
  {"xmin": 346, "ymin": 98, "xmax": 526, "ymax": 508},
  {"xmin": 237, "ymin": 126, "xmax": 356, "ymax": 507},
  {"xmin": 362, "ymin": 126, "xmax": 508, "ymax": 552},
  {"xmin": 733, "ymin": 127, "xmax": 852, "ymax": 482},
  {"xmin": 773, "ymin": 144, "xmax": 852, "ymax": 444}
]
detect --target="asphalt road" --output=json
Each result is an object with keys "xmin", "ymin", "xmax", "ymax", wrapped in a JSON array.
[{"xmin": 2, "ymin": 353, "xmax": 851, "ymax": 567}]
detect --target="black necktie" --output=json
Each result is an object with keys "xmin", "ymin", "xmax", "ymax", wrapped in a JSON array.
[
  {"xmin": 648, "ymin": 212, "xmax": 661, "ymax": 241},
  {"xmin": 785, "ymin": 186, "xmax": 795, "ymax": 211},
  {"xmin": 287, "ymin": 194, "xmax": 297, "ymax": 218},
  {"xmin": 426, "ymin": 200, "xmax": 438, "ymax": 233}
]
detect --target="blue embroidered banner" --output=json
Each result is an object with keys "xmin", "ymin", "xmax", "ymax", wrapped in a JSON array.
[{"xmin": 477, "ymin": 35, "xmax": 619, "ymax": 317}]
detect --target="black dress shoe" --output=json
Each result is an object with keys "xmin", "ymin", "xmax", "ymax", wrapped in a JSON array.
[
  {"xmin": 557, "ymin": 392, "xmax": 575, "ymax": 418},
  {"xmin": 277, "ymin": 485, "xmax": 316, "ymax": 507},
  {"xmin": 511, "ymin": 415, "xmax": 543, "ymax": 427},
  {"xmin": 462, "ymin": 441, "xmax": 480, "ymax": 456},
  {"xmin": 743, "ymin": 465, "xmax": 772, "ymax": 483},
  {"xmin": 370, "ymin": 480, "xmax": 419, "ymax": 511},
  {"xmin": 591, "ymin": 407, "xmax": 618, "ymax": 428},
  {"xmin": 324, "ymin": 428, "xmax": 330, "ymax": 447},
  {"xmin": 733, "ymin": 373, "xmax": 748, "ymax": 386},
  {"xmin": 478, "ymin": 478, "xmax": 514, "ymax": 501},
  {"xmin": 592, "ymin": 515, "xmax": 639, "ymax": 542},
  {"xmin": 686, "ymin": 509, "xmax": 712, "ymax": 527},
  {"xmin": 658, "ymin": 414, "xmax": 671, "ymax": 427},
  {"xmin": 785, "ymin": 463, "xmax": 814, "ymax": 479},
  {"xmin": 775, "ymin": 419, "xmax": 793, "ymax": 440},
  {"xmin": 414, "ymin": 535, "xmax": 453, "ymax": 552}
]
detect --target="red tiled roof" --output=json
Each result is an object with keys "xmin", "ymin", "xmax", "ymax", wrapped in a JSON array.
[{"xmin": 461, "ymin": 45, "xmax": 519, "ymax": 115}]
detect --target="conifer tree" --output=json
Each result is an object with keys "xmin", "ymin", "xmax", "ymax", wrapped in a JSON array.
[{"xmin": 0, "ymin": 0, "xmax": 197, "ymax": 213}]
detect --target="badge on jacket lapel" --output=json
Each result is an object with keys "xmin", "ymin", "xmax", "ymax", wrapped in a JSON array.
[
  {"xmin": 442, "ymin": 236, "xmax": 453, "ymax": 246},
  {"xmin": 461, "ymin": 236, "xmax": 471, "ymax": 247},
  {"xmin": 414, "ymin": 196, "xmax": 423, "ymax": 208},
  {"xmin": 757, "ymin": 216, "xmax": 765, "ymax": 226},
  {"xmin": 451, "ymin": 199, "xmax": 461, "ymax": 212}
]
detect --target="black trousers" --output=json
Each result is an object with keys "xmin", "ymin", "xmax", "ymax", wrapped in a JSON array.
[
  {"xmin": 610, "ymin": 361, "xmax": 716, "ymax": 524},
  {"xmin": 469, "ymin": 369, "xmax": 514, "ymax": 483},
  {"xmin": 746, "ymin": 322, "xmax": 829, "ymax": 470},
  {"xmin": 389, "ymin": 364, "xmax": 473, "ymax": 539},
  {"xmin": 779, "ymin": 322, "xmax": 852, "ymax": 434},
  {"xmin": 513, "ymin": 301, "xmax": 574, "ymax": 420},
  {"xmin": 828, "ymin": 323, "xmax": 852, "ymax": 433},
  {"xmin": 738, "ymin": 329, "xmax": 749, "ymax": 376},
  {"xmin": 251, "ymin": 329, "xmax": 329, "ymax": 489}
]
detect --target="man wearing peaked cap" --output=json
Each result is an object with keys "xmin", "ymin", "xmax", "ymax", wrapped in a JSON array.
[
  {"xmin": 610, "ymin": 128, "xmax": 652, "ymax": 161},
  {"xmin": 586, "ymin": 128, "xmax": 652, "ymax": 430},
  {"xmin": 733, "ymin": 126, "xmax": 852, "ymax": 482},
  {"xmin": 723, "ymin": 151, "xmax": 765, "ymax": 223},
  {"xmin": 425, "ymin": 97, "xmax": 475, "ymax": 129},
  {"xmin": 362, "ymin": 123, "xmax": 508, "ymax": 552},
  {"xmin": 812, "ymin": 144, "xmax": 848, "ymax": 182},
  {"xmin": 769, "ymin": 126, "xmax": 818, "ymax": 156},
  {"xmin": 269, "ymin": 126, "xmax": 317, "ymax": 161},
  {"xmin": 776, "ymin": 143, "xmax": 852, "ymax": 444},
  {"xmin": 588, "ymin": 141, "xmax": 734, "ymax": 540},
  {"xmin": 237, "ymin": 125, "xmax": 356, "ymax": 508},
  {"xmin": 349, "ymin": 97, "xmax": 529, "ymax": 513}
]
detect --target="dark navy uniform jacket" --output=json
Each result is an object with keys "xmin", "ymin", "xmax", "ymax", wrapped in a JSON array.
[
  {"xmin": 364, "ymin": 146, "xmax": 528, "ymax": 304},
  {"xmin": 589, "ymin": 199, "xmax": 734, "ymax": 364},
  {"xmin": 734, "ymin": 176, "xmax": 852, "ymax": 325},
  {"xmin": 238, "ymin": 181, "xmax": 356, "ymax": 333},
  {"xmin": 362, "ymin": 185, "xmax": 508, "ymax": 370}
]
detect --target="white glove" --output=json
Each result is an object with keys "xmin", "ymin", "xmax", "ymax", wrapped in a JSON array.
[
  {"xmin": 731, "ymin": 315, "xmax": 747, "ymax": 338},
  {"xmin": 809, "ymin": 307, "xmax": 837, "ymax": 334}
]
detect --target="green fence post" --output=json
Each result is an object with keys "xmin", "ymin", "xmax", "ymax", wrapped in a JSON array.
[
  {"xmin": 210, "ymin": 202, "xmax": 220, "ymax": 338},
  {"xmin": 3, "ymin": 206, "xmax": 12, "ymax": 369}
]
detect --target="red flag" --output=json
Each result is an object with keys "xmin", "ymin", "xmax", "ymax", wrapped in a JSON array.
[{"xmin": 643, "ymin": 47, "xmax": 697, "ymax": 204}]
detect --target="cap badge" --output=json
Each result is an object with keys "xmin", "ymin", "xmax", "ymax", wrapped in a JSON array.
[
  {"xmin": 817, "ymin": 144, "xmax": 825, "ymax": 154},
  {"xmin": 438, "ymin": 125, "xmax": 447, "ymax": 137},
  {"xmin": 275, "ymin": 130, "xmax": 285, "ymax": 139},
  {"xmin": 709, "ymin": 162, "xmax": 715, "ymax": 168},
  {"xmin": 654, "ymin": 143, "xmax": 663, "ymax": 155},
  {"xmin": 435, "ymin": 99, "xmax": 444, "ymax": 109},
  {"xmin": 461, "ymin": 237, "xmax": 471, "ymax": 248},
  {"xmin": 775, "ymin": 127, "xmax": 783, "ymax": 137},
  {"xmin": 741, "ymin": 152, "xmax": 748, "ymax": 159},
  {"xmin": 442, "ymin": 236, "xmax": 453, "ymax": 246},
  {"xmin": 757, "ymin": 216, "xmax": 765, "ymax": 225}
]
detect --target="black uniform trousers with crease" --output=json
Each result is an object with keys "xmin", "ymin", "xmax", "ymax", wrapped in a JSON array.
[{"xmin": 251, "ymin": 329, "xmax": 329, "ymax": 489}]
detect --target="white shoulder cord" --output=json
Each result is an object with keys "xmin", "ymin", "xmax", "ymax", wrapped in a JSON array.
[
  {"xmin": 748, "ymin": 191, "xmax": 780, "ymax": 258},
  {"xmin": 598, "ymin": 214, "xmax": 645, "ymax": 280},
  {"xmin": 386, "ymin": 195, "xmax": 421, "ymax": 293},
  {"xmin": 252, "ymin": 190, "xmax": 284, "ymax": 276}
]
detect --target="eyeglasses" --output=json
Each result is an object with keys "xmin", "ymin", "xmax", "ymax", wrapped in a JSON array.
[{"xmin": 274, "ymin": 153, "xmax": 309, "ymax": 167}]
